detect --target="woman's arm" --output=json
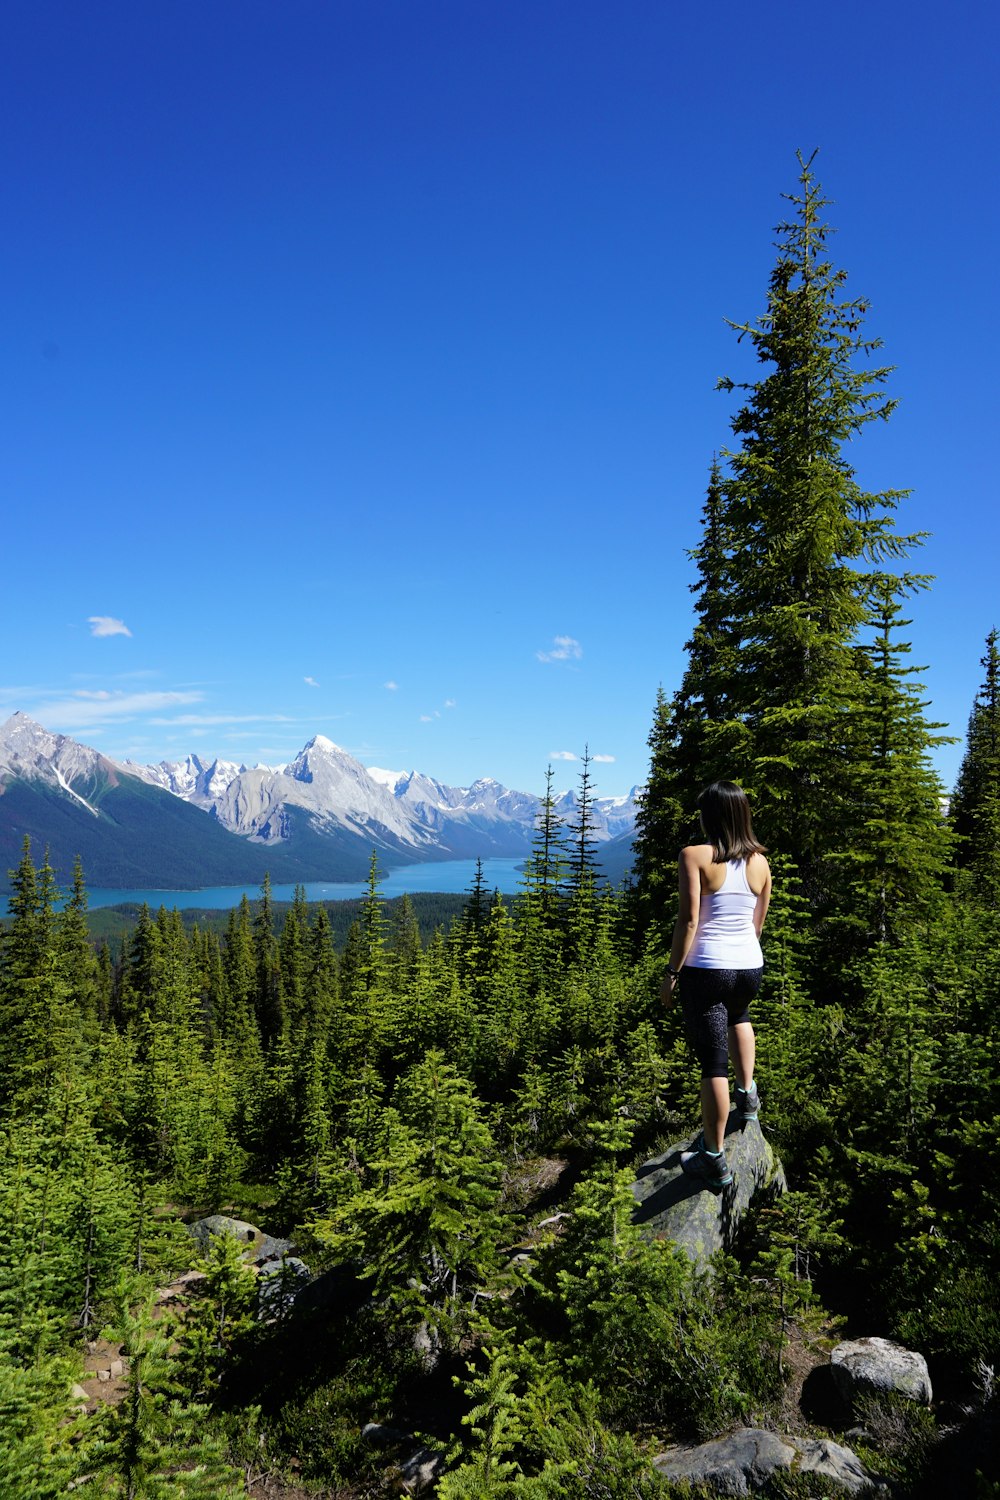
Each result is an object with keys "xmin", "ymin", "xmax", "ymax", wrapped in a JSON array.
[
  {"xmin": 660, "ymin": 847, "xmax": 702, "ymax": 1007},
  {"xmin": 753, "ymin": 857, "xmax": 772, "ymax": 936}
]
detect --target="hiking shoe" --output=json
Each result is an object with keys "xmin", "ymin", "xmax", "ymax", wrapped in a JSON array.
[
  {"xmin": 680, "ymin": 1144, "xmax": 733, "ymax": 1189},
  {"xmin": 734, "ymin": 1082, "xmax": 760, "ymax": 1121}
]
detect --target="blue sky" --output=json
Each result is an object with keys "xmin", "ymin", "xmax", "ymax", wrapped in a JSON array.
[{"xmin": 3, "ymin": 0, "xmax": 997, "ymax": 798}]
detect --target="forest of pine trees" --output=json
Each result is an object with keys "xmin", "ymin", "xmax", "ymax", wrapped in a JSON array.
[{"xmin": 1, "ymin": 160, "xmax": 998, "ymax": 1497}]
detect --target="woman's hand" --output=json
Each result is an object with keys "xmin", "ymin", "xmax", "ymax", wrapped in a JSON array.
[{"xmin": 660, "ymin": 971, "xmax": 679, "ymax": 1009}]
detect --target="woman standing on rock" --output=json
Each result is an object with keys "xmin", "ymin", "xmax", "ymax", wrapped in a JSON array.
[{"xmin": 660, "ymin": 780, "xmax": 771, "ymax": 1188}]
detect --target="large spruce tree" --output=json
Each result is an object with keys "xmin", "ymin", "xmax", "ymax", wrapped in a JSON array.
[
  {"xmin": 633, "ymin": 155, "xmax": 945, "ymax": 953},
  {"xmin": 950, "ymin": 628, "xmax": 1000, "ymax": 902}
]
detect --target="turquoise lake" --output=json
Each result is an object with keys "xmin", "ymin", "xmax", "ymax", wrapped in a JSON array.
[{"xmin": 78, "ymin": 857, "xmax": 526, "ymax": 911}]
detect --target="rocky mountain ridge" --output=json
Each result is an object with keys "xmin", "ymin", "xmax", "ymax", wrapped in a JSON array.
[
  {"xmin": 123, "ymin": 732, "xmax": 639, "ymax": 858},
  {"xmin": 0, "ymin": 713, "xmax": 639, "ymax": 890}
]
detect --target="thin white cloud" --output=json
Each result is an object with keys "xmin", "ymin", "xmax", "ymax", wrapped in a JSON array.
[
  {"xmin": 32, "ymin": 690, "xmax": 204, "ymax": 729},
  {"xmin": 88, "ymin": 616, "xmax": 132, "ymax": 638},
  {"xmin": 419, "ymin": 714, "xmax": 434, "ymax": 723},
  {"xmin": 551, "ymin": 750, "xmax": 577, "ymax": 761},
  {"xmin": 385, "ymin": 680, "xmax": 399, "ymax": 691},
  {"xmin": 304, "ymin": 676, "xmax": 320, "ymax": 688},
  {"xmin": 592, "ymin": 754, "xmax": 616, "ymax": 763},
  {"xmin": 536, "ymin": 635, "xmax": 582, "ymax": 664},
  {"xmin": 70, "ymin": 669, "xmax": 159, "ymax": 683},
  {"xmin": 149, "ymin": 713, "xmax": 295, "ymax": 726},
  {"xmin": 444, "ymin": 698, "xmax": 456, "ymax": 708}
]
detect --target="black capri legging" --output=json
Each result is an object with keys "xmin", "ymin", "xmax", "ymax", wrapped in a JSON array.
[{"xmin": 681, "ymin": 965, "xmax": 763, "ymax": 1079}]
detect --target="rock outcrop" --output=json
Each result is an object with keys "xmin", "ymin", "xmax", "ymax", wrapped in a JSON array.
[
  {"xmin": 362, "ymin": 1422, "xmax": 444, "ymax": 1495},
  {"xmin": 831, "ymin": 1336, "xmax": 933, "ymax": 1406},
  {"xmin": 631, "ymin": 1113, "xmax": 785, "ymax": 1265},
  {"xmin": 187, "ymin": 1214, "xmax": 292, "ymax": 1266},
  {"xmin": 187, "ymin": 1215, "xmax": 314, "ymax": 1319},
  {"xmin": 653, "ymin": 1427, "xmax": 874, "ymax": 1494},
  {"xmin": 257, "ymin": 1255, "xmax": 312, "ymax": 1318}
]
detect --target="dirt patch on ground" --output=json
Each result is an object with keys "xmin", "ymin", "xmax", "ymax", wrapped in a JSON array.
[{"xmin": 77, "ymin": 1333, "xmax": 128, "ymax": 1411}]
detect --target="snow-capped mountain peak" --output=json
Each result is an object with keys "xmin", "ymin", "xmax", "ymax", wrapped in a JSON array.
[
  {"xmin": 118, "ymin": 730, "xmax": 639, "ymax": 859},
  {"xmin": 0, "ymin": 711, "xmax": 121, "ymax": 816},
  {"xmin": 124, "ymin": 752, "xmax": 247, "ymax": 809},
  {"xmin": 367, "ymin": 766, "xmax": 406, "ymax": 793},
  {"xmin": 1, "ymin": 714, "xmax": 639, "ymax": 876}
]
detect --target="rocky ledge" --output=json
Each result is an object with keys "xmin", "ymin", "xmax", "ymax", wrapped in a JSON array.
[{"xmin": 630, "ymin": 1112, "xmax": 786, "ymax": 1266}]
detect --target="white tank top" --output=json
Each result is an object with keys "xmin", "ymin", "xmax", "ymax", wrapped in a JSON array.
[{"xmin": 685, "ymin": 858, "xmax": 763, "ymax": 970}]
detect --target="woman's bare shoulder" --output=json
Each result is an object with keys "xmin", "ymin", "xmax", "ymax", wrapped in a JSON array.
[
  {"xmin": 680, "ymin": 842, "xmax": 713, "ymax": 865},
  {"xmin": 747, "ymin": 850, "xmax": 771, "ymax": 888}
]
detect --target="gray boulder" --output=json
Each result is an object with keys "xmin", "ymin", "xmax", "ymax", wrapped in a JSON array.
[
  {"xmin": 398, "ymin": 1446, "xmax": 444, "ymax": 1495},
  {"xmin": 631, "ymin": 1114, "xmax": 785, "ymax": 1265},
  {"xmin": 360, "ymin": 1424, "xmax": 443, "ymax": 1495},
  {"xmin": 257, "ymin": 1255, "xmax": 312, "ymax": 1318},
  {"xmin": 187, "ymin": 1215, "xmax": 292, "ymax": 1266},
  {"xmin": 831, "ymin": 1336, "xmax": 932, "ymax": 1406},
  {"xmin": 653, "ymin": 1429, "xmax": 794, "ymax": 1494},
  {"xmin": 653, "ymin": 1428, "xmax": 874, "ymax": 1494},
  {"xmin": 796, "ymin": 1437, "xmax": 874, "ymax": 1492}
]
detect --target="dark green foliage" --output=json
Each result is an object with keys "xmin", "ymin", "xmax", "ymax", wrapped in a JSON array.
[
  {"xmin": 86, "ymin": 1286, "xmax": 244, "ymax": 1497},
  {"xmin": 313, "ymin": 1049, "xmax": 507, "ymax": 1350},
  {"xmin": 0, "ymin": 1348, "xmax": 81, "ymax": 1497},
  {"xmin": 172, "ymin": 1230, "xmax": 258, "ymax": 1401},
  {"xmin": 951, "ymin": 629, "xmax": 1000, "ymax": 903}
]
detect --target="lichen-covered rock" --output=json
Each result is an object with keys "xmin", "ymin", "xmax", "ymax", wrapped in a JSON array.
[
  {"xmin": 653, "ymin": 1428, "xmax": 795, "ymax": 1494},
  {"xmin": 795, "ymin": 1436, "xmax": 874, "ymax": 1492},
  {"xmin": 187, "ymin": 1215, "xmax": 292, "ymax": 1266},
  {"xmin": 631, "ymin": 1114, "xmax": 785, "ymax": 1265},
  {"xmin": 398, "ymin": 1446, "xmax": 444, "ymax": 1495},
  {"xmin": 653, "ymin": 1429, "xmax": 875, "ymax": 1494},
  {"xmin": 831, "ymin": 1336, "xmax": 933, "ymax": 1405}
]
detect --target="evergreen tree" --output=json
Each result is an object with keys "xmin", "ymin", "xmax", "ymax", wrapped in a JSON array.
[
  {"xmin": 359, "ymin": 849, "xmax": 388, "ymax": 997},
  {"xmin": 96, "ymin": 940, "xmax": 115, "ymax": 1026},
  {"xmin": 87, "ymin": 1286, "xmax": 243, "ymax": 1498},
  {"xmin": 253, "ymin": 875, "xmax": 284, "ymax": 1046},
  {"xmin": 0, "ymin": 842, "xmax": 81, "ymax": 1109},
  {"xmin": 711, "ymin": 156, "xmax": 917, "ymax": 870},
  {"xmin": 56, "ymin": 855, "xmax": 98, "ymax": 1026},
  {"xmin": 128, "ymin": 906, "xmax": 163, "ymax": 1018},
  {"xmin": 313, "ymin": 1050, "xmax": 505, "ymax": 1350},
  {"xmin": 517, "ymin": 769, "xmax": 569, "ymax": 1001},
  {"xmin": 524, "ymin": 767, "xmax": 568, "ymax": 919},
  {"xmin": 278, "ymin": 900, "xmax": 309, "ymax": 1031},
  {"xmin": 223, "ymin": 898, "xmax": 257, "ymax": 1022},
  {"xmin": 629, "ymin": 686, "xmax": 684, "ymax": 946},
  {"xmin": 173, "ymin": 1229, "xmax": 258, "ymax": 1402},
  {"xmin": 951, "ymin": 628, "xmax": 1000, "ymax": 903},
  {"xmin": 0, "ymin": 1348, "xmax": 80, "ymax": 1497},
  {"xmin": 567, "ymin": 747, "xmax": 601, "ymax": 894},
  {"xmin": 307, "ymin": 901, "xmax": 340, "ymax": 1035},
  {"xmin": 845, "ymin": 578, "xmax": 950, "ymax": 942},
  {"xmin": 634, "ymin": 155, "xmax": 940, "ymax": 958}
]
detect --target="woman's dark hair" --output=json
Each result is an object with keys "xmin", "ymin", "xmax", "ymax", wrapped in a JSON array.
[{"xmin": 697, "ymin": 780, "xmax": 766, "ymax": 863}]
